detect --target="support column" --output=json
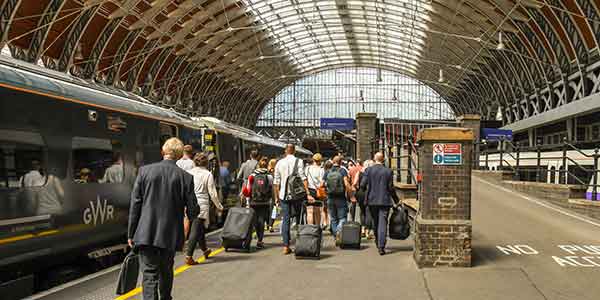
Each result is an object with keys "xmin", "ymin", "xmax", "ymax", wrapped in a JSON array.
[
  {"xmin": 457, "ymin": 114, "xmax": 481, "ymax": 169},
  {"xmin": 414, "ymin": 127, "xmax": 474, "ymax": 268},
  {"xmin": 355, "ymin": 112, "xmax": 377, "ymax": 161}
]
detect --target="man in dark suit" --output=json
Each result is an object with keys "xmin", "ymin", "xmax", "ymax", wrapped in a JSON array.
[
  {"xmin": 360, "ymin": 152, "xmax": 399, "ymax": 255},
  {"xmin": 128, "ymin": 137, "xmax": 199, "ymax": 300}
]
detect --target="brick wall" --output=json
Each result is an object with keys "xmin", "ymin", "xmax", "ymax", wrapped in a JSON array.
[
  {"xmin": 413, "ymin": 218, "xmax": 472, "ymax": 267},
  {"xmin": 414, "ymin": 127, "xmax": 473, "ymax": 268},
  {"xmin": 419, "ymin": 142, "xmax": 472, "ymax": 220}
]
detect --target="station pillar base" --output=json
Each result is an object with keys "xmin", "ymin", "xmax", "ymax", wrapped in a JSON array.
[
  {"xmin": 413, "ymin": 217, "xmax": 472, "ymax": 267},
  {"xmin": 414, "ymin": 127, "xmax": 474, "ymax": 268}
]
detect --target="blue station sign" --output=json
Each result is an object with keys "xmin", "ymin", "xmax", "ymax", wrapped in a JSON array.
[
  {"xmin": 320, "ymin": 118, "xmax": 355, "ymax": 130},
  {"xmin": 482, "ymin": 128, "xmax": 513, "ymax": 141}
]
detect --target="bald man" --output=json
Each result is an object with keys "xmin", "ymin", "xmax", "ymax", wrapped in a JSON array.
[{"xmin": 359, "ymin": 152, "xmax": 399, "ymax": 255}]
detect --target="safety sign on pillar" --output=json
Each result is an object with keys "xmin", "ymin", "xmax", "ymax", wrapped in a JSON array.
[{"xmin": 414, "ymin": 127, "xmax": 474, "ymax": 268}]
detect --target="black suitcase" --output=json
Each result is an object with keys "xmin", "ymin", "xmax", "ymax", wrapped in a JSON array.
[
  {"xmin": 389, "ymin": 205, "xmax": 411, "ymax": 240},
  {"xmin": 339, "ymin": 221, "xmax": 361, "ymax": 249},
  {"xmin": 221, "ymin": 207, "xmax": 255, "ymax": 252},
  {"xmin": 295, "ymin": 224, "xmax": 322, "ymax": 259},
  {"xmin": 116, "ymin": 250, "xmax": 139, "ymax": 295}
]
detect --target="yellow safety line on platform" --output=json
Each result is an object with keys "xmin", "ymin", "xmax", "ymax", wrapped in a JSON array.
[
  {"xmin": 0, "ymin": 229, "xmax": 60, "ymax": 245},
  {"xmin": 115, "ymin": 220, "xmax": 281, "ymax": 300}
]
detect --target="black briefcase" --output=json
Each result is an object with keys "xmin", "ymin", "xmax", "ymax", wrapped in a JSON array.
[{"xmin": 116, "ymin": 250, "xmax": 139, "ymax": 295}]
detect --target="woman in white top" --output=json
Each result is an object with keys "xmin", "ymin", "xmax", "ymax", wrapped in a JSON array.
[
  {"xmin": 184, "ymin": 152, "xmax": 224, "ymax": 265},
  {"xmin": 305, "ymin": 153, "xmax": 325, "ymax": 226}
]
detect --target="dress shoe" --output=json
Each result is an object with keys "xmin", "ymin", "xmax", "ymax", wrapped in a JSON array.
[
  {"xmin": 203, "ymin": 248, "xmax": 212, "ymax": 259},
  {"xmin": 185, "ymin": 256, "xmax": 199, "ymax": 265},
  {"xmin": 378, "ymin": 248, "xmax": 386, "ymax": 256}
]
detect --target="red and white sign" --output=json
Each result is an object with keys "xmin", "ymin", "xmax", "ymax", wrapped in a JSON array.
[
  {"xmin": 433, "ymin": 144, "xmax": 444, "ymax": 153},
  {"xmin": 443, "ymin": 144, "xmax": 461, "ymax": 154}
]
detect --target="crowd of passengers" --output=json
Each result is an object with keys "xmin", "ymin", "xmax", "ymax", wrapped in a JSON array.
[{"xmin": 127, "ymin": 138, "xmax": 399, "ymax": 300}]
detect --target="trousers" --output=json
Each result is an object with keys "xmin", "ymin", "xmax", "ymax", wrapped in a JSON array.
[
  {"xmin": 251, "ymin": 205, "xmax": 270, "ymax": 242},
  {"xmin": 138, "ymin": 245, "xmax": 175, "ymax": 300},
  {"xmin": 185, "ymin": 218, "xmax": 207, "ymax": 257},
  {"xmin": 369, "ymin": 206, "xmax": 391, "ymax": 250}
]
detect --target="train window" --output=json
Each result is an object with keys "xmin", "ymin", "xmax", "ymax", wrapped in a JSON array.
[
  {"xmin": 0, "ymin": 130, "xmax": 47, "ymax": 189},
  {"xmin": 592, "ymin": 125, "xmax": 600, "ymax": 140},
  {"xmin": 159, "ymin": 123, "xmax": 178, "ymax": 146},
  {"xmin": 72, "ymin": 137, "xmax": 123, "ymax": 184}
]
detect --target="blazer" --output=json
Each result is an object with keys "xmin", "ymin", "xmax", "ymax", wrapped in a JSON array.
[
  {"xmin": 360, "ymin": 163, "xmax": 398, "ymax": 207},
  {"xmin": 128, "ymin": 159, "xmax": 199, "ymax": 252}
]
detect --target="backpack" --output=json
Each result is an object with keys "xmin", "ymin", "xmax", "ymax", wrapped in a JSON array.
[
  {"xmin": 251, "ymin": 171, "xmax": 271, "ymax": 205},
  {"xmin": 285, "ymin": 158, "xmax": 307, "ymax": 202},
  {"xmin": 326, "ymin": 167, "xmax": 345, "ymax": 197}
]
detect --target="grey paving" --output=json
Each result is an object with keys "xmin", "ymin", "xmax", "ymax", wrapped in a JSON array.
[{"xmin": 36, "ymin": 175, "xmax": 600, "ymax": 300}]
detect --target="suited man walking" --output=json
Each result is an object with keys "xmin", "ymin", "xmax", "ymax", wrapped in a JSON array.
[
  {"xmin": 360, "ymin": 152, "xmax": 399, "ymax": 256},
  {"xmin": 128, "ymin": 137, "xmax": 199, "ymax": 300}
]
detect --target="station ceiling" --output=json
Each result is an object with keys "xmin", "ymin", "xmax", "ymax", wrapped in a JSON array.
[{"xmin": 1, "ymin": 0, "xmax": 599, "ymax": 127}]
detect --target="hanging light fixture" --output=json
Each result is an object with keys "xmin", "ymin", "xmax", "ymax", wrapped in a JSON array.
[
  {"xmin": 496, "ymin": 31, "xmax": 505, "ymax": 50},
  {"xmin": 438, "ymin": 69, "xmax": 445, "ymax": 83}
]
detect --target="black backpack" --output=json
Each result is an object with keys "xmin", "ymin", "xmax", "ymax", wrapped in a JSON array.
[
  {"xmin": 285, "ymin": 158, "xmax": 307, "ymax": 202},
  {"xmin": 326, "ymin": 167, "xmax": 345, "ymax": 197},
  {"xmin": 251, "ymin": 171, "xmax": 271, "ymax": 205}
]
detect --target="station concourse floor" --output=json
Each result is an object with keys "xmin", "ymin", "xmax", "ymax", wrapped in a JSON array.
[{"xmin": 34, "ymin": 175, "xmax": 600, "ymax": 300}]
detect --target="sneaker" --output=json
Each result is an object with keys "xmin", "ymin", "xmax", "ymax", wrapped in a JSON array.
[
  {"xmin": 185, "ymin": 256, "xmax": 199, "ymax": 266},
  {"xmin": 256, "ymin": 241, "xmax": 265, "ymax": 249},
  {"xmin": 203, "ymin": 248, "xmax": 212, "ymax": 259},
  {"xmin": 282, "ymin": 246, "xmax": 292, "ymax": 255}
]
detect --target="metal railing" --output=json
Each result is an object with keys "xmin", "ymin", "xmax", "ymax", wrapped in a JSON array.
[
  {"xmin": 481, "ymin": 137, "xmax": 600, "ymax": 200},
  {"xmin": 393, "ymin": 134, "xmax": 419, "ymax": 185}
]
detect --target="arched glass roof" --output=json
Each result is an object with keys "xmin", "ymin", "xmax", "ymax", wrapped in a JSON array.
[
  {"xmin": 2, "ymin": 0, "xmax": 600, "ymax": 127},
  {"xmin": 257, "ymin": 67, "xmax": 454, "ymax": 128}
]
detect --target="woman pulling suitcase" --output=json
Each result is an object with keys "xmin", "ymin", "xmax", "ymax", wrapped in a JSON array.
[
  {"xmin": 185, "ymin": 152, "xmax": 224, "ymax": 265},
  {"xmin": 243, "ymin": 157, "xmax": 274, "ymax": 249}
]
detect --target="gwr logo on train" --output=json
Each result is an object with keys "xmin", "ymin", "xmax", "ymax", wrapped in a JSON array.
[{"xmin": 83, "ymin": 196, "xmax": 115, "ymax": 225}]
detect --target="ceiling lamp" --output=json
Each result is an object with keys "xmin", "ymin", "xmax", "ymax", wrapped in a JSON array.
[
  {"xmin": 438, "ymin": 69, "xmax": 445, "ymax": 83},
  {"xmin": 497, "ymin": 32, "xmax": 505, "ymax": 51}
]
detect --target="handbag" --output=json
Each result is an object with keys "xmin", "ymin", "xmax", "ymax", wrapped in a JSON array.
[
  {"xmin": 116, "ymin": 250, "xmax": 139, "ymax": 295},
  {"xmin": 316, "ymin": 186, "xmax": 327, "ymax": 200}
]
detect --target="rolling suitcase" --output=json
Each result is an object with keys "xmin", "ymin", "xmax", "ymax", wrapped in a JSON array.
[
  {"xmin": 294, "ymin": 224, "xmax": 322, "ymax": 259},
  {"xmin": 389, "ymin": 205, "xmax": 411, "ymax": 240},
  {"xmin": 116, "ymin": 250, "xmax": 139, "ymax": 295},
  {"xmin": 338, "ymin": 221, "xmax": 361, "ymax": 249},
  {"xmin": 221, "ymin": 207, "xmax": 255, "ymax": 252}
]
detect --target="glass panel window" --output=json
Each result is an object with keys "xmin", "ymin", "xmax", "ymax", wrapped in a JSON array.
[
  {"xmin": 0, "ymin": 130, "xmax": 65, "ymax": 219},
  {"xmin": 72, "ymin": 137, "xmax": 123, "ymax": 184}
]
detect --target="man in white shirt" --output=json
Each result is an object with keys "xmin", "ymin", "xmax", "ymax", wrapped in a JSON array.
[
  {"xmin": 273, "ymin": 144, "xmax": 314, "ymax": 255},
  {"xmin": 176, "ymin": 145, "xmax": 195, "ymax": 171},
  {"xmin": 100, "ymin": 153, "xmax": 123, "ymax": 183},
  {"xmin": 21, "ymin": 159, "xmax": 45, "ymax": 187}
]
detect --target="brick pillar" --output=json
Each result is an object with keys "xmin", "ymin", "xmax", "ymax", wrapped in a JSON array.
[
  {"xmin": 355, "ymin": 112, "xmax": 377, "ymax": 161},
  {"xmin": 457, "ymin": 114, "xmax": 481, "ymax": 169},
  {"xmin": 414, "ymin": 127, "xmax": 473, "ymax": 268}
]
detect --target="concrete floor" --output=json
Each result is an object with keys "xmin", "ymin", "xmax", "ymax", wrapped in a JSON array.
[{"xmin": 37, "ymin": 175, "xmax": 600, "ymax": 300}]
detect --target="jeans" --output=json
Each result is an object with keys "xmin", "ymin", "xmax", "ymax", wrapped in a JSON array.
[
  {"xmin": 328, "ymin": 197, "xmax": 348, "ymax": 235},
  {"xmin": 251, "ymin": 205, "xmax": 270, "ymax": 242},
  {"xmin": 138, "ymin": 245, "xmax": 175, "ymax": 300},
  {"xmin": 280, "ymin": 200, "xmax": 301, "ymax": 246},
  {"xmin": 185, "ymin": 218, "xmax": 207, "ymax": 257},
  {"xmin": 369, "ymin": 206, "xmax": 391, "ymax": 249}
]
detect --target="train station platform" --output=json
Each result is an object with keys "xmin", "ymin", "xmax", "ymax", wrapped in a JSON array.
[{"xmin": 31, "ymin": 175, "xmax": 600, "ymax": 300}]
